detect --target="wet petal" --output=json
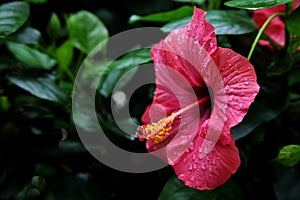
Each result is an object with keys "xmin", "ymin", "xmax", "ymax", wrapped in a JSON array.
[
  {"xmin": 253, "ymin": 6, "xmax": 285, "ymax": 47},
  {"xmin": 185, "ymin": 7, "xmax": 217, "ymax": 55},
  {"xmin": 172, "ymin": 124, "xmax": 240, "ymax": 190},
  {"xmin": 212, "ymin": 47, "xmax": 260, "ymax": 129}
]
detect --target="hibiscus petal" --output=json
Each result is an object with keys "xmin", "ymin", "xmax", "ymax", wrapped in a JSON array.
[
  {"xmin": 173, "ymin": 124, "xmax": 240, "ymax": 190},
  {"xmin": 252, "ymin": 6, "xmax": 285, "ymax": 47},
  {"xmin": 142, "ymin": 61, "xmax": 201, "ymax": 152},
  {"xmin": 185, "ymin": 7, "xmax": 217, "ymax": 55},
  {"xmin": 212, "ymin": 47, "xmax": 260, "ymax": 129}
]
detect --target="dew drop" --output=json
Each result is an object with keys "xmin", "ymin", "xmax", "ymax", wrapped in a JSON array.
[
  {"xmin": 201, "ymin": 163, "xmax": 206, "ymax": 170},
  {"xmin": 188, "ymin": 164, "xmax": 193, "ymax": 171},
  {"xmin": 198, "ymin": 147, "xmax": 202, "ymax": 153},
  {"xmin": 191, "ymin": 176, "xmax": 195, "ymax": 182},
  {"xmin": 209, "ymin": 165, "xmax": 213, "ymax": 172},
  {"xmin": 244, "ymin": 81, "xmax": 250, "ymax": 85},
  {"xmin": 237, "ymin": 116, "xmax": 243, "ymax": 122},
  {"xmin": 192, "ymin": 161, "xmax": 197, "ymax": 168},
  {"xmin": 179, "ymin": 174, "xmax": 185, "ymax": 179},
  {"xmin": 206, "ymin": 156, "xmax": 210, "ymax": 161},
  {"xmin": 189, "ymin": 142, "xmax": 195, "ymax": 151},
  {"xmin": 212, "ymin": 159, "xmax": 216, "ymax": 164},
  {"xmin": 192, "ymin": 154, "xmax": 196, "ymax": 161},
  {"xmin": 239, "ymin": 103, "xmax": 243, "ymax": 109},
  {"xmin": 204, "ymin": 147, "xmax": 210, "ymax": 154},
  {"xmin": 185, "ymin": 148, "xmax": 190, "ymax": 153}
]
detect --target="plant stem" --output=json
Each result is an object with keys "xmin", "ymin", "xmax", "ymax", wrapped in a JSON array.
[{"xmin": 247, "ymin": 12, "xmax": 285, "ymax": 60}]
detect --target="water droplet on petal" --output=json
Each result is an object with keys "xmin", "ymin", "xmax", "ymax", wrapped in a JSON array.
[
  {"xmin": 209, "ymin": 165, "xmax": 213, "ymax": 172},
  {"xmin": 201, "ymin": 163, "xmax": 206, "ymax": 170},
  {"xmin": 189, "ymin": 142, "xmax": 194, "ymax": 151},
  {"xmin": 193, "ymin": 163, "xmax": 197, "ymax": 170},
  {"xmin": 185, "ymin": 148, "xmax": 190, "ymax": 153},
  {"xmin": 237, "ymin": 116, "xmax": 243, "ymax": 122},
  {"xmin": 244, "ymin": 81, "xmax": 249, "ymax": 85},
  {"xmin": 204, "ymin": 147, "xmax": 210, "ymax": 154},
  {"xmin": 206, "ymin": 156, "xmax": 210, "ymax": 161},
  {"xmin": 191, "ymin": 176, "xmax": 195, "ymax": 182},
  {"xmin": 188, "ymin": 164, "xmax": 193, "ymax": 171},
  {"xmin": 192, "ymin": 154, "xmax": 196, "ymax": 161},
  {"xmin": 212, "ymin": 159, "xmax": 216, "ymax": 164},
  {"xmin": 239, "ymin": 103, "xmax": 243, "ymax": 109},
  {"xmin": 179, "ymin": 174, "xmax": 185, "ymax": 179},
  {"xmin": 198, "ymin": 147, "xmax": 202, "ymax": 153}
]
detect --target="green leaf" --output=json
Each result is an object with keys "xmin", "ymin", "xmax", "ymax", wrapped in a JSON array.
[
  {"xmin": 232, "ymin": 82, "xmax": 289, "ymax": 140},
  {"xmin": 67, "ymin": 10, "xmax": 108, "ymax": 54},
  {"xmin": 206, "ymin": 10, "xmax": 256, "ymax": 35},
  {"xmin": 274, "ymin": 165, "xmax": 300, "ymax": 199},
  {"xmin": 288, "ymin": 68, "xmax": 300, "ymax": 87},
  {"xmin": 266, "ymin": 52, "xmax": 293, "ymax": 76},
  {"xmin": 224, "ymin": 0, "xmax": 294, "ymax": 10},
  {"xmin": 48, "ymin": 141, "xmax": 86, "ymax": 156},
  {"xmin": 99, "ymin": 48, "xmax": 152, "ymax": 97},
  {"xmin": 55, "ymin": 40, "xmax": 73, "ymax": 70},
  {"xmin": 162, "ymin": 11, "xmax": 257, "ymax": 35},
  {"xmin": 0, "ymin": 1, "xmax": 30, "ymax": 38},
  {"xmin": 47, "ymin": 13, "xmax": 61, "ymax": 40},
  {"xmin": 277, "ymin": 144, "xmax": 300, "ymax": 167},
  {"xmin": 8, "ymin": 27, "xmax": 41, "ymax": 45},
  {"xmin": 286, "ymin": 8, "xmax": 300, "ymax": 52},
  {"xmin": 7, "ymin": 75, "xmax": 67, "ymax": 102},
  {"xmin": 158, "ymin": 175, "xmax": 244, "ymax": 200},
  {"xmin": 6, "ymin": 42, "xmax": 56, "ymax": 69},
  {"xmin": 286, "ymin": 8, "xmax": 300, "ymax": 37},
  {"xmin": 173, "ymin": 0, "xmax": 205, "ymax": 5},
  {"xmin": 161, "ymin": 16, "xmax": 191, "ymax": 32},
  {"xmin": 24, "ymin": 0, "xmax": 48, "ymax": 3},
  {"xmin": 128, "ymin": 6, "xmax": 193, "ymax": 24}
]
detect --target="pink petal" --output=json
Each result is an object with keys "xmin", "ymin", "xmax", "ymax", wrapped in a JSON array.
[
  {"xmin": 253, "ymin": 5, "xmax": 286, "ymax": 47},
  {"xmin": 185, "ymin": 7, "xmax": 217, "ymax": 55},
  {"xmin": 172, "ymin": 123, "xmax": 240, "ymax": 190},
  {"xmin": 141, "ymin": 60, "xmax": 201, "ymax": 152},
  {"xmin": 258, "ymin": 39, "xmax": 275, "ymax": 51},
  {"xmin": 212, "ymin": 47, "xmax": 260, "ymax": 129}
]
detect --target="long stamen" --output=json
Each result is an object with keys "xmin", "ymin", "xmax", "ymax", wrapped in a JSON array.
[{"xmin": 136, "ymin": 96, "xmax": 210, "ymax": 144}]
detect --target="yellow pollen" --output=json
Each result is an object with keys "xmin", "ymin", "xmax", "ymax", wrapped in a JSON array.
[
  {"xmin": 135, "ymin": 96, "xmax": 211, "ymax": 144},
  {"xmin": 136, "ymin": 115, "xmax": 175, "ymax": 144}
]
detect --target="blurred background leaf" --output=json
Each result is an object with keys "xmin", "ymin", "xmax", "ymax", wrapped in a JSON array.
[
  {"xmin": 158, "ymin": 175, "xmax": 244, "ymax": 200},
  {"xmin": 224, "ymin": 0, "xmax": 294, "ymax": 10},
  {"xmin": 67, "ymin": 10, "xmax": 109, "ymax": 54},
  {"xmin": 0, "ymin": 1, "xmax": 29, "ymax": 38}
]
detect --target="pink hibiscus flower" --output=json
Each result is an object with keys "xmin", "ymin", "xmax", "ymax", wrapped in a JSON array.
[
  {"xmin": 136, "ymin": 7, "xmax": 260, "ymax": 190},
  {"xmin": 252, "ymin": 0, "xmax": 300, "ymax": 49}
]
